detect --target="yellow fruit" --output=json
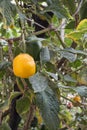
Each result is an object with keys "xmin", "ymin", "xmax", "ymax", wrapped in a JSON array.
[
  {"xmin": 73, "ymin": 95, "xmax": 81, "ymax": 102},
  {"xmin": 13, "ymin": 53, "xmax": 36, "ymax": 78}
]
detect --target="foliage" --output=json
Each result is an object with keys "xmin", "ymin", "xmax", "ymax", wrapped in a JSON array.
[{"xmin": 0, "ymin": 0, "xmax": 87, "ymax": 130}]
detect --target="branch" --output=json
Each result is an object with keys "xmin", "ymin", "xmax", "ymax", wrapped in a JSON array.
[
  {"xmin": 7, "ymin": 36, "xmax": 21, "ymax": 42},
  {"xmin": 32, "ymin": 26, "xmax": 52, "ymax": 36},
  {"xmin": 73, "ymin": 0, "xmax": 84, "ymax": 17},
  {"xmin": 60, "ymin": 95, "xmax": 74, "ymax": 104},
  {"xmin": 20, "ymin": 78, "xmax": 28, "ymax": 90},
  {"xmin": 8, "ymin": 41, "xmax": 14, "ymax": 61},
  {"xmin": 25, "ymin": 17, "xmax": 46, "ymax": 29},
  {"xmin": 23, "ymin": 104, "xmax": 35, "ymax": 130},
  {"xmin": 0, "ymin": 36, "xmax": 21, "ymax": 43},
  {"xmin": 54, "ymin": 30, "xmax": 66, "ymax": 48},
  {"xmin": 61, "ymin": 95, "xmax": 87, "ymax": 107}
]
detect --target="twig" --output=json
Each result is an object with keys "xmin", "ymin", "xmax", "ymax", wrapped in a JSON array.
[
  {"xmin": 20, "ymin": 78, "xmax": 28, "ymax": 90},
  {"xmin": 57, "ymin": 5, "xmax": 80, "ymax": 70},
  {"xmin": 69, "ymin": 65, "xmax": 85, "ymax": 74},
  {"xmin": 54, "ymin": 30, "xmax": 66, "ymax": 48},
  {"xmin": 23, "ymin": 104, "xmax": 35, "ymax": 130},
  {"xmin": 32, "ymin": 26, "xmax": 52, "ymax": 36},
  {"xmin": 8, "ymin": 40, "xmax": 14, "ymax": 61},
  {"xmin": 61, "ymin": 95, "xmax": 87, "ymax": 107},
  {"xmin": 0, "ymin": 36, "xmax": 21, "ymax": 42},
  {"xmin": 73, "ymin": 0, "xmax": 83, "ymax": 17},
  {"xmin": 25, "ymin": 17, "xmax": 46, "ymax": 29},
  {"xmin": 7, "ymin": 36, "xmax": 21, "ymax": 42},
  {"xmin": 16, "ymin": 78, "xmax": 24, "ymax": 93},
  {"xmin": 60, "ymin": 95, "xmax": 74, "ymax": 103}
]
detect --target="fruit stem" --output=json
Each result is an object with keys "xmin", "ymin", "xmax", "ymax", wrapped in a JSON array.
[{"xmin": 20, "ymin": 78, "xmax": 28, "ymax": 90}]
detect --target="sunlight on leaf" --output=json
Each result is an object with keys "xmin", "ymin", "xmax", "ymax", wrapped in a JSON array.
[
  {"xmin": 76, "ymin": 19, "xmax": 87, "ymax": 30},
  {"xmin": 66, "ymin": 29, "xmax": 87, "ymax": 44}
]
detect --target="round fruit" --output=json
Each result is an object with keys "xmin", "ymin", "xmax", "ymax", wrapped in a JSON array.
[
  {"xmin": 13, "ymin": 53, "xmax": 36, "ymax": 78},
  {"xmin": 73, "ymin": 95, "xmax": 81, "ymax": 102}
]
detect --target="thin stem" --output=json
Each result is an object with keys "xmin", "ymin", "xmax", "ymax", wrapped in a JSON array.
[
  {"xmin": 60, "ymin": 95, "xmax": 74, "ymax": 103},
  {"xmin": 16, "ymin": 78, "xmax": 24, "ymax": 93},
  {"xmin": 20, "ymin": 78, "xmax": 27, "ymax": 90},
  {"xmin": 23, "ymin": 104, "xmax": 35, "ymax": 130},
  {"xmin": 73, "ymin": 0, "xmax": 83, "ymax": 16},
  {"xmin": 25, "ymin": 17, "xmax": 46, "ymax": 29},
  {"xmin": 8, "ymin": 40, "xmax": 13, "ymax": 61},
  {"xmin": 0, "ymin": 36, "xmax": 21, "ymax": 42},
  {"xmin": 0, "ymin": 47, "xmax": 3, "ymax": 61},
  {"xmin": 54, "ymin": 31, "xmax": 66, "ymax": 48},
  {"xmin": 61, "ymin": 95, "xmax": 87, "ymax": 107},
  {"xmin": 32, "ymin": 26, "xmax": 51, "ymax": 36}
]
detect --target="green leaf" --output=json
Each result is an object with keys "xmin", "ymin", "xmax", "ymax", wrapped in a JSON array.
[
  {"xmin": 59, "ymin": 50, "xmax": 77, "ymax": 62},
  {"xmin": 26, "ymin": 36, "xmax": 44, "ymax": 42},
  {"xmin": 9, "ymin": 92, "xmax": 22, "ymax": 103},
  {"xmin": 0, "ymin": 99, "xmax": 8, "ymax": 110},
  {"xmin": 64, "ymin": 74, "xmax": 77, "ymax": 83},
  {"xmin": 13, "ymin": 46, "xmax": 23, "ymax": 56},
  {"xmin": 29, "ymin": 72, "xmax": 48, "ymax": 93},
  {"xmin": 73, "ymin": 86, "xmax": 87, "ymax": 98},
  {"xmin": 69, "ymin": 60, "xmax": 82, "ymax": 68},
  {"xmin": 0, "ymin": 61, "xmax": 11, "ymax": 78},
  {"xmin": 46, "ymin": 71, "xmax": 58, "ymax": 80},
  {"xmin": 80, "ymin": 0, "xmax": 87, "ymax": 20},
  {"xmin": 16, "ymin": 96, "xmax": 30, "ymax": 115},
  {"xmin": 67, "ymin": 29, "xmax": 87, "ymax": 44},
  {"xmin": 43, "ymin": 0, "xmax": 72, "ymax": 19},
  {"xmin": 63, "ymin": 48, "xmax": 87, "ymax": 55},
  {"xmin": 45, "ymin": 62, "xmax": 56, "ymax": 73},
  {"xmin": 0, "ymin": 122, "xmax": 11, "ymax": 130},
  {"xmin": 65, "ymin": 20, "xmax": 75, "ymax": 29},
  {"xmin": 0, "ymin": 61, "xmax": 11, "ymax": 70},
  {"xmin": 40, "ymin": 47, "xmax": 50, "ymax": 63},
  {"xmin": 76, "ymin": 19, "xmax": 87, "ymax": 30},
  {"xmin": 0, "ymin": 0, "xmax": 16, "ymax": 26},
  {"xmin": 36, "ymin": 87, "xmax": 60, "ymax": 130},
  {"xmin": 26, "ymin": 36, "xmax": 43, "ymax": 61},
  {"xmin": 61, "ymin": 0, "xmax": 76, "ymax": 15}
]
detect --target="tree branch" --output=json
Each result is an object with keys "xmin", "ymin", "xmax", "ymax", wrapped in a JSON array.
[
  {"xmin": 23, "ymin": 104, "xmax": 35, "ymax": 130},
  {"xmin": 54, "ymin": 30, "xmax": 66, "ymax": 48},
  {"xmin": 32, "ymin": 27, "xmax": 51, "ymax": 36},
  {"xmin": 73, "ymin": 0, "xmax": 84, "ymax": 17}
]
